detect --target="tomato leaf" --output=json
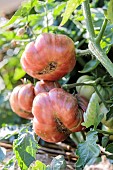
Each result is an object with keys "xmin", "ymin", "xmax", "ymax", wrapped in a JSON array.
[
  {"xmin": 13, "ymin": 131, "xmax": 39, "ymax": 170},
  {"xmin": 28, "ymin": 160, "xmax": 46, "ymax": 170},
  {"xmin": 76, "ymin": 131, "xmax": 100, "ymax": 169},
  {"xmin": 0, "ymin": 147, "xmax": 6, "ymax": 162},
  {"xmin": 60, "ymin": 0, "xmax": 85, "ymax": 26},
  {"xmin": 49, "ymin": 155, "xmax": 66, "ymax": 170},
  {"xmin": 2, "ymin": 0, "xmax": 38, "ymax": 28},
  {"xmin": 105, "ymin": 0, "xmax": 113, "ymax": 24},
  {"xmin": 106, "ymin": 143, "xmax": 113, "ymax": 154},
  {"xmin": 82, "ymin": 93, "xmax": 102, "ymax": 129},
  {"xmin": 79, "ymin": 59, "xmax": 100, "ymax": 73}
]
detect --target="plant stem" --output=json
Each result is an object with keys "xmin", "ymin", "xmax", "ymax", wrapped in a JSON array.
[
  {"xmin": 76, "ymin": 49, "xmax": 91, "ymax": 57},
  {"xmin": 89, "ymin": 42, "xmax": 113, "ymax": 78},
  {"xmin": 62, "ymin": 77, "xmax": 101, "ymax": 90},
  {"xmin": 97, "ymin": 129, "xmax": 113, "ymax": 136},
  {"xmin": 82, "ymin": 0, "xmax": 113, "ymax": 78},
  {"xmin": 82, "ymin": 0, "xmax": 95, "ymax": 40},
  {"xmin": 96, "ymin": 18, "xmax": 108, "ymax": 43}
]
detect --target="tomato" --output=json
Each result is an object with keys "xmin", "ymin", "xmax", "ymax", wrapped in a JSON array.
[
  {"xmin": 21, "ymin": 33, "xmax": 76, "ymax": 81},
  {"xmin": 32, "ymin": 88, "xmax": 87, "ymax": 143},
  {"xmin": 76, "ymin": 75, "xmax": 95, "ymax": 100},
  {"xmin": 76, "ymin": 75, "xmax": 112, "ymax": 102},
  {"xmin": 100, "ymin": 103, "xmax": 113, "ymax": 129},
  {"xmin": 10, "ymin": 84, "xmax": 35, "ymax": 119},
  {"xmin": 34, "ymin": 80, "xmax": 60, "ymax": 95}
]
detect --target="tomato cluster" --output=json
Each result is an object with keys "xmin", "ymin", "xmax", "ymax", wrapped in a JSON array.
[{"xmin": 10, "ymin": 33, "xmax": 88, "ymax": 143}]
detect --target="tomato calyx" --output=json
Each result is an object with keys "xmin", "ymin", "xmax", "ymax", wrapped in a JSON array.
[{"xmin": 38, "ymin": 61, "xmax": 57, "ymax": 75}]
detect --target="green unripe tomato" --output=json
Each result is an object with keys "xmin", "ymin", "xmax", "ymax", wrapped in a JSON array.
[
  {"xmin": 76, "ymin": 75, "xmax": 95, "ymax": 100},
  {"xmin": 100, "ymin": 103, "xmax": 113, "ymax": 129},
  {"xmin": 76, "ymin": 75, "xmax": 113, "ymax": 102}
]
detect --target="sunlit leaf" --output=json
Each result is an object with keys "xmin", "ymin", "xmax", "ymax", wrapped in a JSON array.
[
  {"xmin": 60, "ymin": 0, "xmax": 85, "ymax": 26},
  {"xmin": 13, "ymin": 131, "xmax": 39, "ymax": 170}
]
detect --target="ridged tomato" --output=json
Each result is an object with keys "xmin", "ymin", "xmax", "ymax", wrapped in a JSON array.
[
  {"xmin": 32, "ymin": 88, "xmax": 86, "ymax": 143},
  {"xmin": 21, "ymin": 33, "xmax": 76, "ymax": 81},
  {"xmin": 34, "ymin": 80, "xmax": 60, "ymax": 95},
  {"xmin": 10, "ymin": 84, "xmax": 35, "ymax": 119}
]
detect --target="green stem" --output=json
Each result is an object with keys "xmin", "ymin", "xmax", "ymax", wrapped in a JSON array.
[
  {"xmin": 82, "ymin": 0, "xmax": 113, "ymax": 78},
  {"xmin": 82, "ymin": 0, "xmax": 95, "ymax": 40},
  {"xmin": 62, "ymin": 78, "xmax": 101, "ymax": 90},
  {"xmin": 97, "ymin": 129, "xmax": 113, "ymax": 136},
  {"xmin": 96, "ymin": 18, "xmax": 108, "ymax": 43},
  {"xmin": 76, "ymin": 49, "xmax": 91, "ymax": 57},
  {"xmin": 44, "ymin": 3, "xmax": 49, "ymax": 33},
  {"xmin": 89, "ymin": 42, "xmax": 113, "ymax": 78}
]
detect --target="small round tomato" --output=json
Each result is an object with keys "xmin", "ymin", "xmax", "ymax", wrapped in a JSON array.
[
  {"xmin": 76, "ymin": 75, "xmax": 95, "ymax": 100},
  {"xmin": 21, "ymin": 33, "xmax": 76, "ymax": 81},
  {"xmin": 10, "ymin": 84, "xmax": 35, "ymax": 119},
  {"xmin": 34, "ymin": 80, "xmax": 60, "ymax": 95},
  {"xmin": 76, "ymin": 75, "xmax": 112, "ymax": 102},
  {"xmin": 32, "ymin": 88, "xmax": 86, "ymax": 143}
]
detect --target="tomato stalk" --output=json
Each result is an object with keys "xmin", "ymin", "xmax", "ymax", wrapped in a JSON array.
[
  {"xmin": 82, "ymin": 0, "xmax": 113, "ymax": 78},
  {"xmin": 97, "ymin": 129, "xmax": 113, "ymax": 136}
]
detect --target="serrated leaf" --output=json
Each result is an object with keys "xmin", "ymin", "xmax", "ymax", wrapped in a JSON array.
[
  {"xmin": 13, "ymin": 131, "xmax": 38, "ymax": 170},
  {"xmin": 60, "ymin": 0, "xmax": 85, "ymax": 26},
  {"xmin": 50, "ymin": 155, "xmax": 66, "ymax": 170},
  {"xmin": 82, "ymin": 93, "xmax": 101, "ymax": 129},
  {"xmin": 28, "ymin": 160, "xmax": 46, "ymax": 170},
  {"xmin": 106, "ymin": 143, "xmax": 113, "ymax": 153},
  {"xmin": 0, "ymin": 147, "xmax": 6, "ymax": 162},
  {"xmin": 106, "ymin": 0, "xmax": 113, "ymax": 24},
  {"xmin": 76, "ymin": 131, "xmax": 100, "ymax": 168},
  {"xmin": 79, "ymin": 59, "xmax": 100, "ymax": 73}
]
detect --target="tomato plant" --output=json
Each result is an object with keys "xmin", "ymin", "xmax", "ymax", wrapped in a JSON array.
[{"xmin": 1, "ymin": 0, "xmax": 113, "ymax": 169}]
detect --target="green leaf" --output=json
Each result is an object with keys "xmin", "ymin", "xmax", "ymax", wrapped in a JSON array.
[
  {"xmin": 2, "ymin": 0, "xmax": 38, "ymax": 28},
  {"xmin": 13, "ymin": 131, "xmax": 39, "ymax": 170},
  {"xmin": 13, "ymin": 67, "xmax": 26, "ymax": 81},
  {"xmin": 60, "ymin": 0, "xmax": 85, "ymax": 26},
  {"xmin": 0, "ymin": 147, "xmax": 6, "ymax": 162},
  {"xmin": 106, "ymin": 0, "xmax": 113, "ymax": 24},
  {"xmin": 49, "ymin": 155, "xmax": 66, "ymax": 170},
  {"xmin": 53, "ymin": 3, "xmax": 66, "ymax": 18},
  {"xmin": 82, "ymin": 92, "xmax": 102, "ymax": 129},
  {"xmin": 28, "ymin": 160, "xmax": 46, "ymax": 170},
  {"xmin": 76, "ymin": 131, "xmax": 100, "ymax": 168},
  {"xmin": 106, "ymin": 143, "xmax": 113, "ymax": 154},
  {"xmin": 79, "ymin": 59, "xmax": 100, "ymax": 73}
]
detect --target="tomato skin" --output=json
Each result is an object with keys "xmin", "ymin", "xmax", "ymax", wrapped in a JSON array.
[
  {"xmin": 32, "ymin": 88, "xmax": 86, "ymax": 143},
  {"xmin": 21, "ymin": 33, "xmax": 76, "ymax": 81},
  {"xmin": 34, "ymin": 80, "xmax": 60, "ymax": 95},
  {"xmin": 76, "ymin": 75, "xmax": 95, "ymax": 100},
  {"xmin": 10, "ymin": 84, "xmax": 35, "ymax": 119}
]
